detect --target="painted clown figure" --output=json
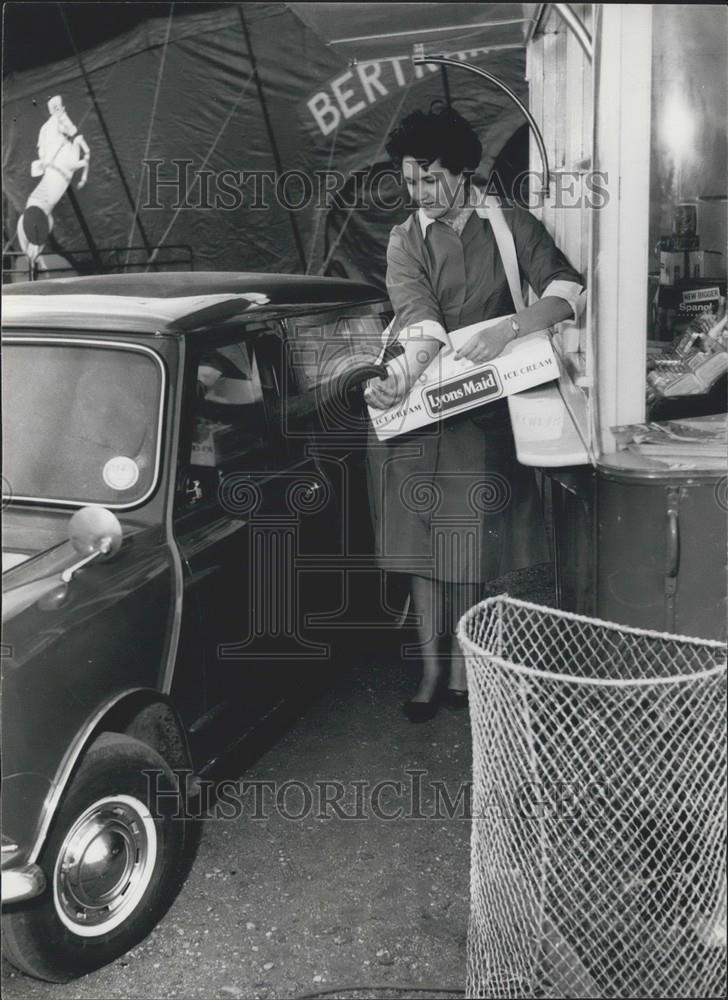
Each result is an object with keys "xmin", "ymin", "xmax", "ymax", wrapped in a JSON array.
[{"xmin": 17, "ymin": 95, "xmax": 90, "ymax": 264}]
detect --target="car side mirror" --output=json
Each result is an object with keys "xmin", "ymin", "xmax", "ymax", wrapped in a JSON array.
[
  {"xmin": 5, "ymin": 507, "xmax": 124, "ymax": 618},
  {"xmin": 61, "ymin": 506, "xmax": 123, "ymax": 583}
]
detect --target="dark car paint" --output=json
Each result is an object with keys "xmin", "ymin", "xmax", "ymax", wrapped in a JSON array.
[
  {"xmin": 2, "ymin": 521, "xmax": 176, "ymax": 857},
  {"xmin": 1, "ymin": 275, "xmax": 388, "ymax": 876},
  {"xmin": 2, "ymin": 271, "xmax": 384, "ymax": 305}
]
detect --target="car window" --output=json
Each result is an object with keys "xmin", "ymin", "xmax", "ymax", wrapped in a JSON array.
[
  {"xmin": 2, "ymin": 340, "xmax": 163, "ymax": 508},
  {"xmin": 283, "ymin": 308, "xmax": 391, "ymax": 440},
  {"xmin": 176, "ymin": 307, "xmax": 389, "ymax": 513},
  {"xmin": 190, "ymin": 340, "xmax": 268, "ymax": 471},
  {"xmin": 286, "ymin": 311, "xmax": 390, "ymax": 393},
  {"xmin": 177, "ymin": 324, "xmax": 289, "ymax": 511}
]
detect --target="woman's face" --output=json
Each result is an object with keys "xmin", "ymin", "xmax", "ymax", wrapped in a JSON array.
[{"xmin": 401, "ymin": 156, "xmax": 467, "ymax": 219}]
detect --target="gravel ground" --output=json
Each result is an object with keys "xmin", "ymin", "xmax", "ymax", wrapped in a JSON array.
[{"xmin": 2, "ymin": 568, "xmax": 553, "ymax": 1000}]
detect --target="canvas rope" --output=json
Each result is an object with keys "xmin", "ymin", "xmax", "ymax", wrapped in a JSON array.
[
  {"xmin": 306, "ymin": 119, "xmax": 340, "ymax": 275},
  {"xmin": 126, "ymin": 2, "xmax": 176, "ymax": 263},
  {"xmin": 145, "ymin": 66, "xmax": 257, "ymax": 269},
  {"xmin": 317, "ymin": 78, "xmax": 415, "ymax": 276}
]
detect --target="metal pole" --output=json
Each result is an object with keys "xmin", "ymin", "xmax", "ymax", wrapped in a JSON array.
[
  {"xmin": 412, "ymin": 53, "xmax": 551, "ymax": 194},
  {"xmin": 440, "ymin": 65, "xmax": 452, "ymax": 108}
]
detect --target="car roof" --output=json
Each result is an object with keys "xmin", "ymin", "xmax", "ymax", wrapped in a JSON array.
[{"xmin": 1, "ymin": 271, "xmax": 387, "ymax": 334}]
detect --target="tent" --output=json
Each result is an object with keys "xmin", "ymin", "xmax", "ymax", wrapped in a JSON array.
[{"xmin": 2, "ymin": 3, "xmax": 537, "ymax": 286}]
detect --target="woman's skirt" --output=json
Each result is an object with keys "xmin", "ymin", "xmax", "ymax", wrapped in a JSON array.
[{"xmin": 365, "ymin": 402, "xmax": 549, "ymax": 583}]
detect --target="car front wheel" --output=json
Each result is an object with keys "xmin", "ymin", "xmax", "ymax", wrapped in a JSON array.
[{"xmin": 2, "ymin": 732, "xmax": 189, "ymax": 982}]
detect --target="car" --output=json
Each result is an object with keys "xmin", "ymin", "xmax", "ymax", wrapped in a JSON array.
[{"xmin": 1, "ymin": 271, "xmax": 390, "ymax": 981}]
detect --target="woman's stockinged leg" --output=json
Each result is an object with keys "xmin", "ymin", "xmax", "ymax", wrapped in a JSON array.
[
  {"xmin": 445, "ymin": 582, "xmax": 482, "ymax": 691},
  {"xmin": 408, "ymin": 574, "xmax": 448, "ymax": 702}
]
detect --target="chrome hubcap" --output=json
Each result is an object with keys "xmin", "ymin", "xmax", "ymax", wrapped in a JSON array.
[{"xmin": 53, "ymin": 794, "xmax": 158, "ymax": 937}]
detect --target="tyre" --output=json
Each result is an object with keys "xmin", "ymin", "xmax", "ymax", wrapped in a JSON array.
[{"xmin": 2, "ymin": 733, "xmax": 189, "ymax": 982}]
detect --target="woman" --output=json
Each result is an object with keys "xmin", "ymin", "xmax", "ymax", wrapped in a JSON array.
[{"xmin": 365, "ymin": 107, "xmax": 584, "ymax": 722}]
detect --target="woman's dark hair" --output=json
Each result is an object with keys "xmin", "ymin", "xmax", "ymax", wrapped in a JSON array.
[{"xmin": 385, "ymin": 105, "xmax": 482, "ymax": 175}]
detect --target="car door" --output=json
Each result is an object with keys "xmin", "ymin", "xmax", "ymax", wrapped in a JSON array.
[
  {"xmin": 172, "ymin": 318, "xmax": 340, "ymax": 764},
  {"xmin": 282, "ymin": 306, "xmax": 403, "ymax": 628}
]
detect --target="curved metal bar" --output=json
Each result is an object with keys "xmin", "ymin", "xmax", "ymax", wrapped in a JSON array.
[
  {"xmin": 553, "ymin": 4, "xmax": 593, "ymax": 61},
  {"xmin": 412, "ymin": 55, "xmax": 550, "ymax": 194}
]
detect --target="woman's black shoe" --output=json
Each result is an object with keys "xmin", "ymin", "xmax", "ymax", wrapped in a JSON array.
[
  {"xmin": 402, "ymin": 698, "xmax": 438, "ymax": 722},
  {"xmin": 444, "ymin": 688, "xmax": 469, "ymax": 709}
]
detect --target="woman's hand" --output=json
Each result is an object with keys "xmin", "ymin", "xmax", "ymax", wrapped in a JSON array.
[
  {"xmin": 364, "ymin": 333, "xmax": 443, "ymax": 410},
  {"xmin": 363, "ymin": 356, "xmax": 411, "ymax": 410},
  {"xmin": 453, "ymin": 318, "xmax": 515, "ymax": 364}
]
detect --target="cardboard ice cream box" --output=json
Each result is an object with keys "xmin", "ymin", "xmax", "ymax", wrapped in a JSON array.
[{"xmin": 367, "ymin": 316, "xmax": 560, "ymax": 441}]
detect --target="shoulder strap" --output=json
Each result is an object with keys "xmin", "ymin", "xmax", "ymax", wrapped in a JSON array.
[{"xmin": 476, "ymin": 196, "xmax": 526, "ymax": 312}]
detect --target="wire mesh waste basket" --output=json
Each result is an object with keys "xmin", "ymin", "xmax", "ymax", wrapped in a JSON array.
[{"xmin": 458, "ymin": 597, "xmax": 727, "ymax": 1000}]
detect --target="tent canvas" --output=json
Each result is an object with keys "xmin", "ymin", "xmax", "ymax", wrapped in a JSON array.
[{"xmin": 3, "ymin": 2, "xmax": 532, "ymax": 285}]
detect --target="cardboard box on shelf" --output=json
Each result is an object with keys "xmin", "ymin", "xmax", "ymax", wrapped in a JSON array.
[
  {"xmin": 190, "ymin": 419, "xmax": 232, "ymax": 467},
  {"xmin": 660, "ymin": 251, "xmax": 688, "ymax": 285},
  {"xmin": 689, "ymin": 250, "xmax": 725, "ymax": 279},
  {"xmin": 367, "ymin": 316, "xmax": 559, "ymax": 441}
]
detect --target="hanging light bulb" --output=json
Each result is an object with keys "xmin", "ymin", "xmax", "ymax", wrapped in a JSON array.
[{"xmin": 660, "ymin": 90, "xmax": 696, "ymax": 163}]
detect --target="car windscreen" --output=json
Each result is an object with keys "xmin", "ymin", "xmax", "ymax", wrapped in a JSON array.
[{"xmin": 2, "ymin": 339, "xmax": 164, "ymax": 508}]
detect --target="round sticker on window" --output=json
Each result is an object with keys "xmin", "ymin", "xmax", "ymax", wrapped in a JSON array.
[{"xmin": 103, "ymin": 456, "xmax": 140, "ymax": 491}]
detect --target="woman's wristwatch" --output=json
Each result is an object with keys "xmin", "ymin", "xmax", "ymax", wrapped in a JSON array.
[{"xmin": 510, "ymin": 316, "xmax": 521, "ymax": 339}]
